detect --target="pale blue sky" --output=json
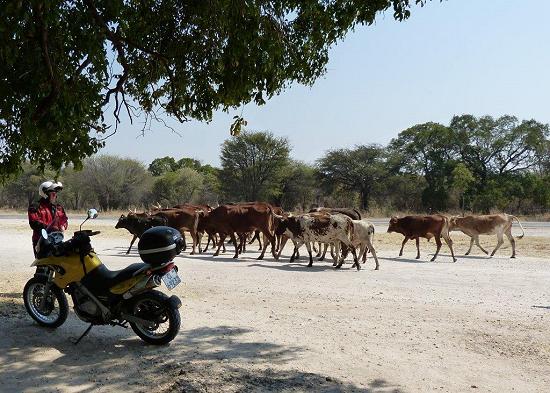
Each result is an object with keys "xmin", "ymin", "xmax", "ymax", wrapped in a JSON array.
[{"xmin": 101, "ymin": 0, "xmax": 550, "ymax": 168}]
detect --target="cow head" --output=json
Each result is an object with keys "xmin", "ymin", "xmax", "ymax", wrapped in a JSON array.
[
  {"xmin": 387, "ymin": 216, "xmax": 399, "ymax": 233},
  {"xmin": 274, "ymin": 218, "xmax": 288, "ymax": 236},
  {"xmin": 448, "ymin": 216, "xmax": 460, "ymax": 231},
  {"xmin": 115, "ymin": 214, "xmax": 127, "ymax": 229}
]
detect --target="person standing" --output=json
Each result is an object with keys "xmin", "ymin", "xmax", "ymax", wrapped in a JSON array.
[{"xmin": 28, "ymin": 180, "xmax": 68, "ymax": 257}]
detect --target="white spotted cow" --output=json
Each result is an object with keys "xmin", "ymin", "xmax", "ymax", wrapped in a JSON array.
[{"xmin": 275, "ymin": 213, "xmax": 360, "ymax": 270}]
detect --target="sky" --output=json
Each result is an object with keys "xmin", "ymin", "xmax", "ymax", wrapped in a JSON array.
[{"xmin": 100, "ymin": 0, "xmax": 550, "ymax": 168}]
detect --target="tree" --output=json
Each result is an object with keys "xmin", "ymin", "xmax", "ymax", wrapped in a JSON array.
[
  {"xmin": 78, "ymin": 155, "xmax": 151, "ymax": 210},
  {"xmin": 1, "ymin": 0, "xmax": 432, "ymax": 177},
  {"xmin": 317, "ymin": 145, "xmax": 386, "ymax": 210},
  {"xmin": 389, "ymin": 122, "xmax": 457, "ymax": 211},
  {"xmin": 151, "ymin": 167, "xmax": 204, "ymax": 206},
  {"xmin": 148, "ymin": 157, "xmax": 178, "ymax": 176},
  {"xmin": 1, "ymin": 162, "xmax": 57, "ymax": 208},
  {"xmin": 450, "ymin": 115, "xmax": 550, "ymax": 183},
  {"xmin": 279, "ymin": 161, "xmax": 319, "ymax": 211},
  {"xmin": 450, "ymin": 163, "xmax": 474, "ymax": 212},
  {"xmin": 220, "ymin": 131, "xmax": 290, "ymax": 201}
]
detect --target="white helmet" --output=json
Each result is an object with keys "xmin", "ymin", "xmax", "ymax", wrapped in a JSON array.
[{"xmin": 38, "ymin": 180, "xmax": 63, "ymax": 198}]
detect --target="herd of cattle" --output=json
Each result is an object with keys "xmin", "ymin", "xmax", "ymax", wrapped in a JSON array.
[{"xmin": 115, "ymin": 202, "xmax": 526, "ymax": 270}]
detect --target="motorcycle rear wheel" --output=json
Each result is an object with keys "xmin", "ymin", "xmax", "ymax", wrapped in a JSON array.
[
  {"xmin": 23, "ymin": 276, "xmax": 68, "ymax": 328},
  {"xmin": 129, "ymin": 290, "xmax": 180, "ymax": 345}
]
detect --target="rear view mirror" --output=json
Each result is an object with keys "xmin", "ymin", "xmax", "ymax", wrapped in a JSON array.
[
  {"xmin": 41, "ymin": 228, "xmax": 48, "ymax": 240},
  {"xmin": 87, "ymin": 208, "xmax": 98, "ymax": 219}
]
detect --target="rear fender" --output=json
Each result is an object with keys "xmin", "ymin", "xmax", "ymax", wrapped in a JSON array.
[{"xmin": 168, "ymin": 295, "xmax": 182, "ymax": 309}]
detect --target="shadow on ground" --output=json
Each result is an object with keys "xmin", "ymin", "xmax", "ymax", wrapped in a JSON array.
[{"xmin": 0, "ymin": 297, "xmax": 402, "ymax": 392}]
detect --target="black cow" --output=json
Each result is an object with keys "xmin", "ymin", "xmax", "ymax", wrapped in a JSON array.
[{"xmin": 115, "ymin": 213, "xmax": 167, "ymax": 254}]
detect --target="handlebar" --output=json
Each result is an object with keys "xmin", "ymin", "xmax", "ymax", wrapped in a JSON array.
[{"xmin": 74, "ymin": 230, "xmax": 101, "ymax": 236}]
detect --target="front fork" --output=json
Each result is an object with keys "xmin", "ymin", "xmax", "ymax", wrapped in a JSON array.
[{"xmin": 37, "ymin": 268, "xmax": 54, "ymax": 310}]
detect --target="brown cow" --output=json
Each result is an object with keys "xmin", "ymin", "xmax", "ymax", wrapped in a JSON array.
[
  {"xmin": 200, "ymin": 203, "xmax": 277, "ymax": 259},
  {"xmin": 387, "ymin": 215, "xmax": 456, "ymax": 262},
  {"xmin": 449, "ymin": 214, "xmax": 525, "ymax": 258},
  {"xmin": 150, "ymin": 207, "xmax": 203, "ymax": 254}
]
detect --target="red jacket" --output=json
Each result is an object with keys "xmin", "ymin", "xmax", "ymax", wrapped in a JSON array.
[{"xmin": 28, "ymin": 198, "xmax": 68, "ymax": 244}]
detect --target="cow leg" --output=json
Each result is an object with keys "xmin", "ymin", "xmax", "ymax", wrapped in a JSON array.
[
  {"xmin": 126, "ymin": 234, "xmax": 138, "ymax": 254},
  {"xmin": 189, "ymin": 230, "xmax": 198, "ymax": 255},
  {"xmin": 290, "ymin": 247, "xmax": 297, "ymax": 262},
  {"xmin": 361, "ymin": 245, "xmax": 368, "ymax": 263},
  {"xmin": 204, "ymin": 233, "xmax": 213, "ymax": 252},
  {"xmin": 330, "ymin": 244, "xmax": 338, "ymax": 266},
  {"xmin": 319, "ymin": 243, "xmax": 328, "ymax": 261},
  {"xmin": 313, "ymin": 242, "xmax": 319, "ymax": 254},
  {"xmin": 248, "ymin": 230, "xmax": 258, "ymax": 245},
  {"xmin": 305, "ymin": 242, "xmax": 314, "ymax": 267},
  {"xmin": 196, "ymin": 231, "xmax": 204, "ymax": 253},
  {"xmin": 257, "ymin": 230, "xmax": 263, "ymax": 251},
  {"xmin": 230, "ymin": 233, "xmax": 240, "ymax": 258},
  {"xmin": 431, "ymin": 236, "xmax": 443, "ymax": 261},
  {"xmin": 474, "ymin": 236, "xmax": 489, "ymax": 255},
  {"xmin": 335, "ymin": 242, "xmax": 344, "ymax": 269},
  {"xmin": 505, "ymin": 229, "xmax": 516, "ymax": 258},
  {"xmin": 490, "ymin": 232, "xmax": 505, "ymax": 257},
  {"xmin": 181, "ymin": 232, "xmax": 187, "ymax": 251},
  {"xmin": 276, "ymin": 235, "xmax": 289, "ymax": 261},
  {"xmin": 399, "ymin": 236, "xmax": 409, "ymax": 256},
  {"xmin": 293, "ymin": 240, "xmax": 302, "ymax": 261},
  {"xmin": 213, "ymin": 234, "xmax": 226, "ymax": 257},
  {"xmin": 258, "ymin": 230, "xmax": 275, "ymax": 260},
  {"xmin": 465, "ymin": 237, "xmax": 474, "ymax": 255},
  {"xmin": 415, "ymin": 237, "xmax": 420, "ymax": 259},
  {"xmin": 365, "ymin": 238, "xmax": 380, "ymax": 270},
  {"xmin": 238, "ymin": 234, "xmax": 244, "ymax": 253},
  {"xmin": 341, "ymin": 239, "xmax": 359, "ymax": 270},
  {"xmin": 443, "ymin": 234, "xmax": 456, "ymax": 262}
]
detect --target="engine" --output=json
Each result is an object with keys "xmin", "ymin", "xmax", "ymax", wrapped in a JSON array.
[{"xmin": 71, "ymin": 286, "xmax": 102, "ymax": 322}]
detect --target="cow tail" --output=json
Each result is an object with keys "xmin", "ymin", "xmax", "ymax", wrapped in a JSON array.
[
  {"xmin": 347, "ymin": 219, "xmax": 354, "ymax": 243},
  {"xmin": 268, "ymin": 206, "xmax": 275, "ymax": 236},
  {"xmin": 511, "ymin": 215, "xmax": 525, "ymax": 239},
  {"xmin": 441, "ymin": 216, "xmax": 451, "ymax": 240}
]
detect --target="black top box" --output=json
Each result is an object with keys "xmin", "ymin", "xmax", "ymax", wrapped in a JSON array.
[{"xmin": 138, "ymin": 226, "xmax": 184, "ymax": 265}]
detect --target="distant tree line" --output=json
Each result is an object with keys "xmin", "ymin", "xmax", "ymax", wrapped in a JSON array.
[{"xmin": 1, "ymin": 114, "xmax": 549, "ymax": 215}]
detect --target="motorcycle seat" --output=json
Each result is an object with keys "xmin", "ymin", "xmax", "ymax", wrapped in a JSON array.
[{"xmin": 82, "ymin": 263, "xmax": 150, "ymax": 295}]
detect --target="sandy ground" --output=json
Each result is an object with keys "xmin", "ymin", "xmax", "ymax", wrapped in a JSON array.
[{"xmin": 1, "ymin": 215, "xmax": 549, "ymax": 393}]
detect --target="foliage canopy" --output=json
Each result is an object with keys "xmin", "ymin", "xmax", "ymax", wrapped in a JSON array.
[{"xmin": 1, "ymin": 0, "xmax": 431, "ymax": 177}]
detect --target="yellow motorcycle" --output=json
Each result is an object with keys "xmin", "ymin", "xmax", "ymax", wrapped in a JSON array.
[{"xmin": 23, "ymin": 209, "xmax": 185, "ymax": 345}]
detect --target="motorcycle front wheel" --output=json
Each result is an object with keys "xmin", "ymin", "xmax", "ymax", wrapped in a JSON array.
[
  {"xmin": 23, "ymin": 276, "xmax": 68, "ymax": 328},
  {"xmin": 129, "ymin": 290, "xmax": 180, "ymax": 345}
]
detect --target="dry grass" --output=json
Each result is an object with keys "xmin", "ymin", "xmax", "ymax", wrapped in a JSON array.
[{"xmin": 374, "ymin": 231, "xmax": 550, "ymax": 258}]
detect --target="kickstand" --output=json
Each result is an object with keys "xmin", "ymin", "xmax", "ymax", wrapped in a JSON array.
[{"xmin": 73, "ymin": 323, "xmax": 94, "ymax": 345}]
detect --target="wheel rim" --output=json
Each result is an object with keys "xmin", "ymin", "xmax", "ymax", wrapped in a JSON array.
[
  {"xmin": 26, "ymin": 282, "xmax": 61, "ymax": 324},
  {"xmin": 132, "ymin": 298, "xmax": 171, "ymax": 339}
]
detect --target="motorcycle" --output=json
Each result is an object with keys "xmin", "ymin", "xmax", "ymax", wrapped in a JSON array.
[{"xmin": 23, "ymin": 209, "xmax": 185, "ymax": 345}]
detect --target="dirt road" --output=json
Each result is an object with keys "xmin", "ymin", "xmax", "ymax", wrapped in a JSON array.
[{"xmin": 1, "ymin": 215, "xmax": 549, "ymax": 392}]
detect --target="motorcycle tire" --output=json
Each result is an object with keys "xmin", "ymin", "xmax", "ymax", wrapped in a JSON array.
[
  {"xmin": 23, "ymin": 276, "xmax": 69, "ymax": 328},
  {"xmin": 129, "ymin": 290, "xmax": 180, "ymax": 345}
]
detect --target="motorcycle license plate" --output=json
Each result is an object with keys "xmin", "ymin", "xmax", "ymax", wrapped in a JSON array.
[{"xmin": 162, "ymin": 269, "xmax": 181, "ymax": 290}]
